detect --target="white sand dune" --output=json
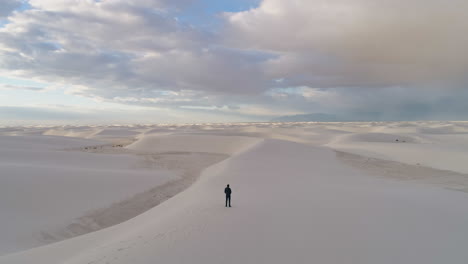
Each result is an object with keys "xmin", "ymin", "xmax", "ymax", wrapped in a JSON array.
[
  {"xmin": 1, "ymin": 122, "xmax": 468, "ymax": 263},
  {"xmin": 0, "ymin": 135, "xmax": 175, "ymax": 255},
  {"xmin": 337, "ymin": 132, "xmax": 420, "ymax": 143},
  {"xmin": 127, "ymin": 134, "xmax": 261, "ymax": 155},
  {"xmin": 328, "ymin": 131, "xmax": 468, "ymax": 174},
  {"xmin": 43, "ymin": 127, "xmax": 102, "ymax": 139},
  {"xmin": 2, "ymin": 139, "xmax": 468, "ymax": 263},
  {"xmin": 42, "ymin": 127, "xmax": 144, "ymax": 143}
]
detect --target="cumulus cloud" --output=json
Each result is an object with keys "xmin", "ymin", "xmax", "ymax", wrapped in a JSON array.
[
  {"xmin": 1, "ymin": 0, "xmax": 468, "ymax": 122},
  {"xmin": 0, "ymin": 0, "xmax": 269, "ymax": 105}
]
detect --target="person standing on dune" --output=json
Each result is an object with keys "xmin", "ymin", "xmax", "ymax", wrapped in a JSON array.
[{"xmin": 224, "ymin": 184, "xmax": 232, "ymax": 207}]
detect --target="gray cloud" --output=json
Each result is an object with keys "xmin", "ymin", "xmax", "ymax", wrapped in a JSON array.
[
  {"xmin": 0, "ymin": 105, "xmax": 92, "ymax": 121},
  {"xmin": 225, "ymin": 0, "xmax": 468, "ymax": 89},
  {"xmin": 220, "ymin": 0, "xmax": 468, "ymax": 120},
  {"xmin": 266, "ymin": 86, "xmax": 468, "ymax": 121},
  {"xmin": 0, "ymin": 0, "xmax": 22, "ymax": 18}
]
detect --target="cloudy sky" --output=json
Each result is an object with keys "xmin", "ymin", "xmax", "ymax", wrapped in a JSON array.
[{"xmin": 0, "ymin": 0, "xmax": 467, "ymax": 124}]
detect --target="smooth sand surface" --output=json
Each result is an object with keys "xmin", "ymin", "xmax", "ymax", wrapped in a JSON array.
[{"xmin": 1, "ymin": 122, "xmax": 468, "ymax": 263}]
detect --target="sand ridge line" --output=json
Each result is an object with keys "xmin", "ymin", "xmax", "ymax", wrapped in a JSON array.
[
  {"xmin": 62, "ymin": 139, "xmax": 137, "ymax": 154},
  {"xmin": 335, "ymin": 150, "xmax": 468, "ymax": 193},
  {"xmin": 39, "ymin": 151, "xmax": 229, "ymax": 244}
]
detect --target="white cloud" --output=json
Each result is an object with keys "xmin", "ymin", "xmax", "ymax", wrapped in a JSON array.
[
  {"xmin": 0, "ymin": 0, "xmax": 269, "ymax": 103},
  {"xmin": 0, "ymin": 83, "xmax": 44, "ymax": 91},
  {"xmin": 1, "ymin": 0, "xmax": 468, "ymax": 122}
]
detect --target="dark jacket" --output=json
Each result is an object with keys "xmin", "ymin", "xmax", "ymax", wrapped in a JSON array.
[{"xmin": 224, "ymin": 187, "xmax": 232, "ymax": 196}]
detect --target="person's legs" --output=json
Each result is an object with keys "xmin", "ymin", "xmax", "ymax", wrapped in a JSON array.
[
  {"xmin": 228, "ymin": 195, "xmax": 231, "ymax": 207},
  {"xmin": 225, "ymin": 196, "xmax": 228, "ymax": 207}
]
